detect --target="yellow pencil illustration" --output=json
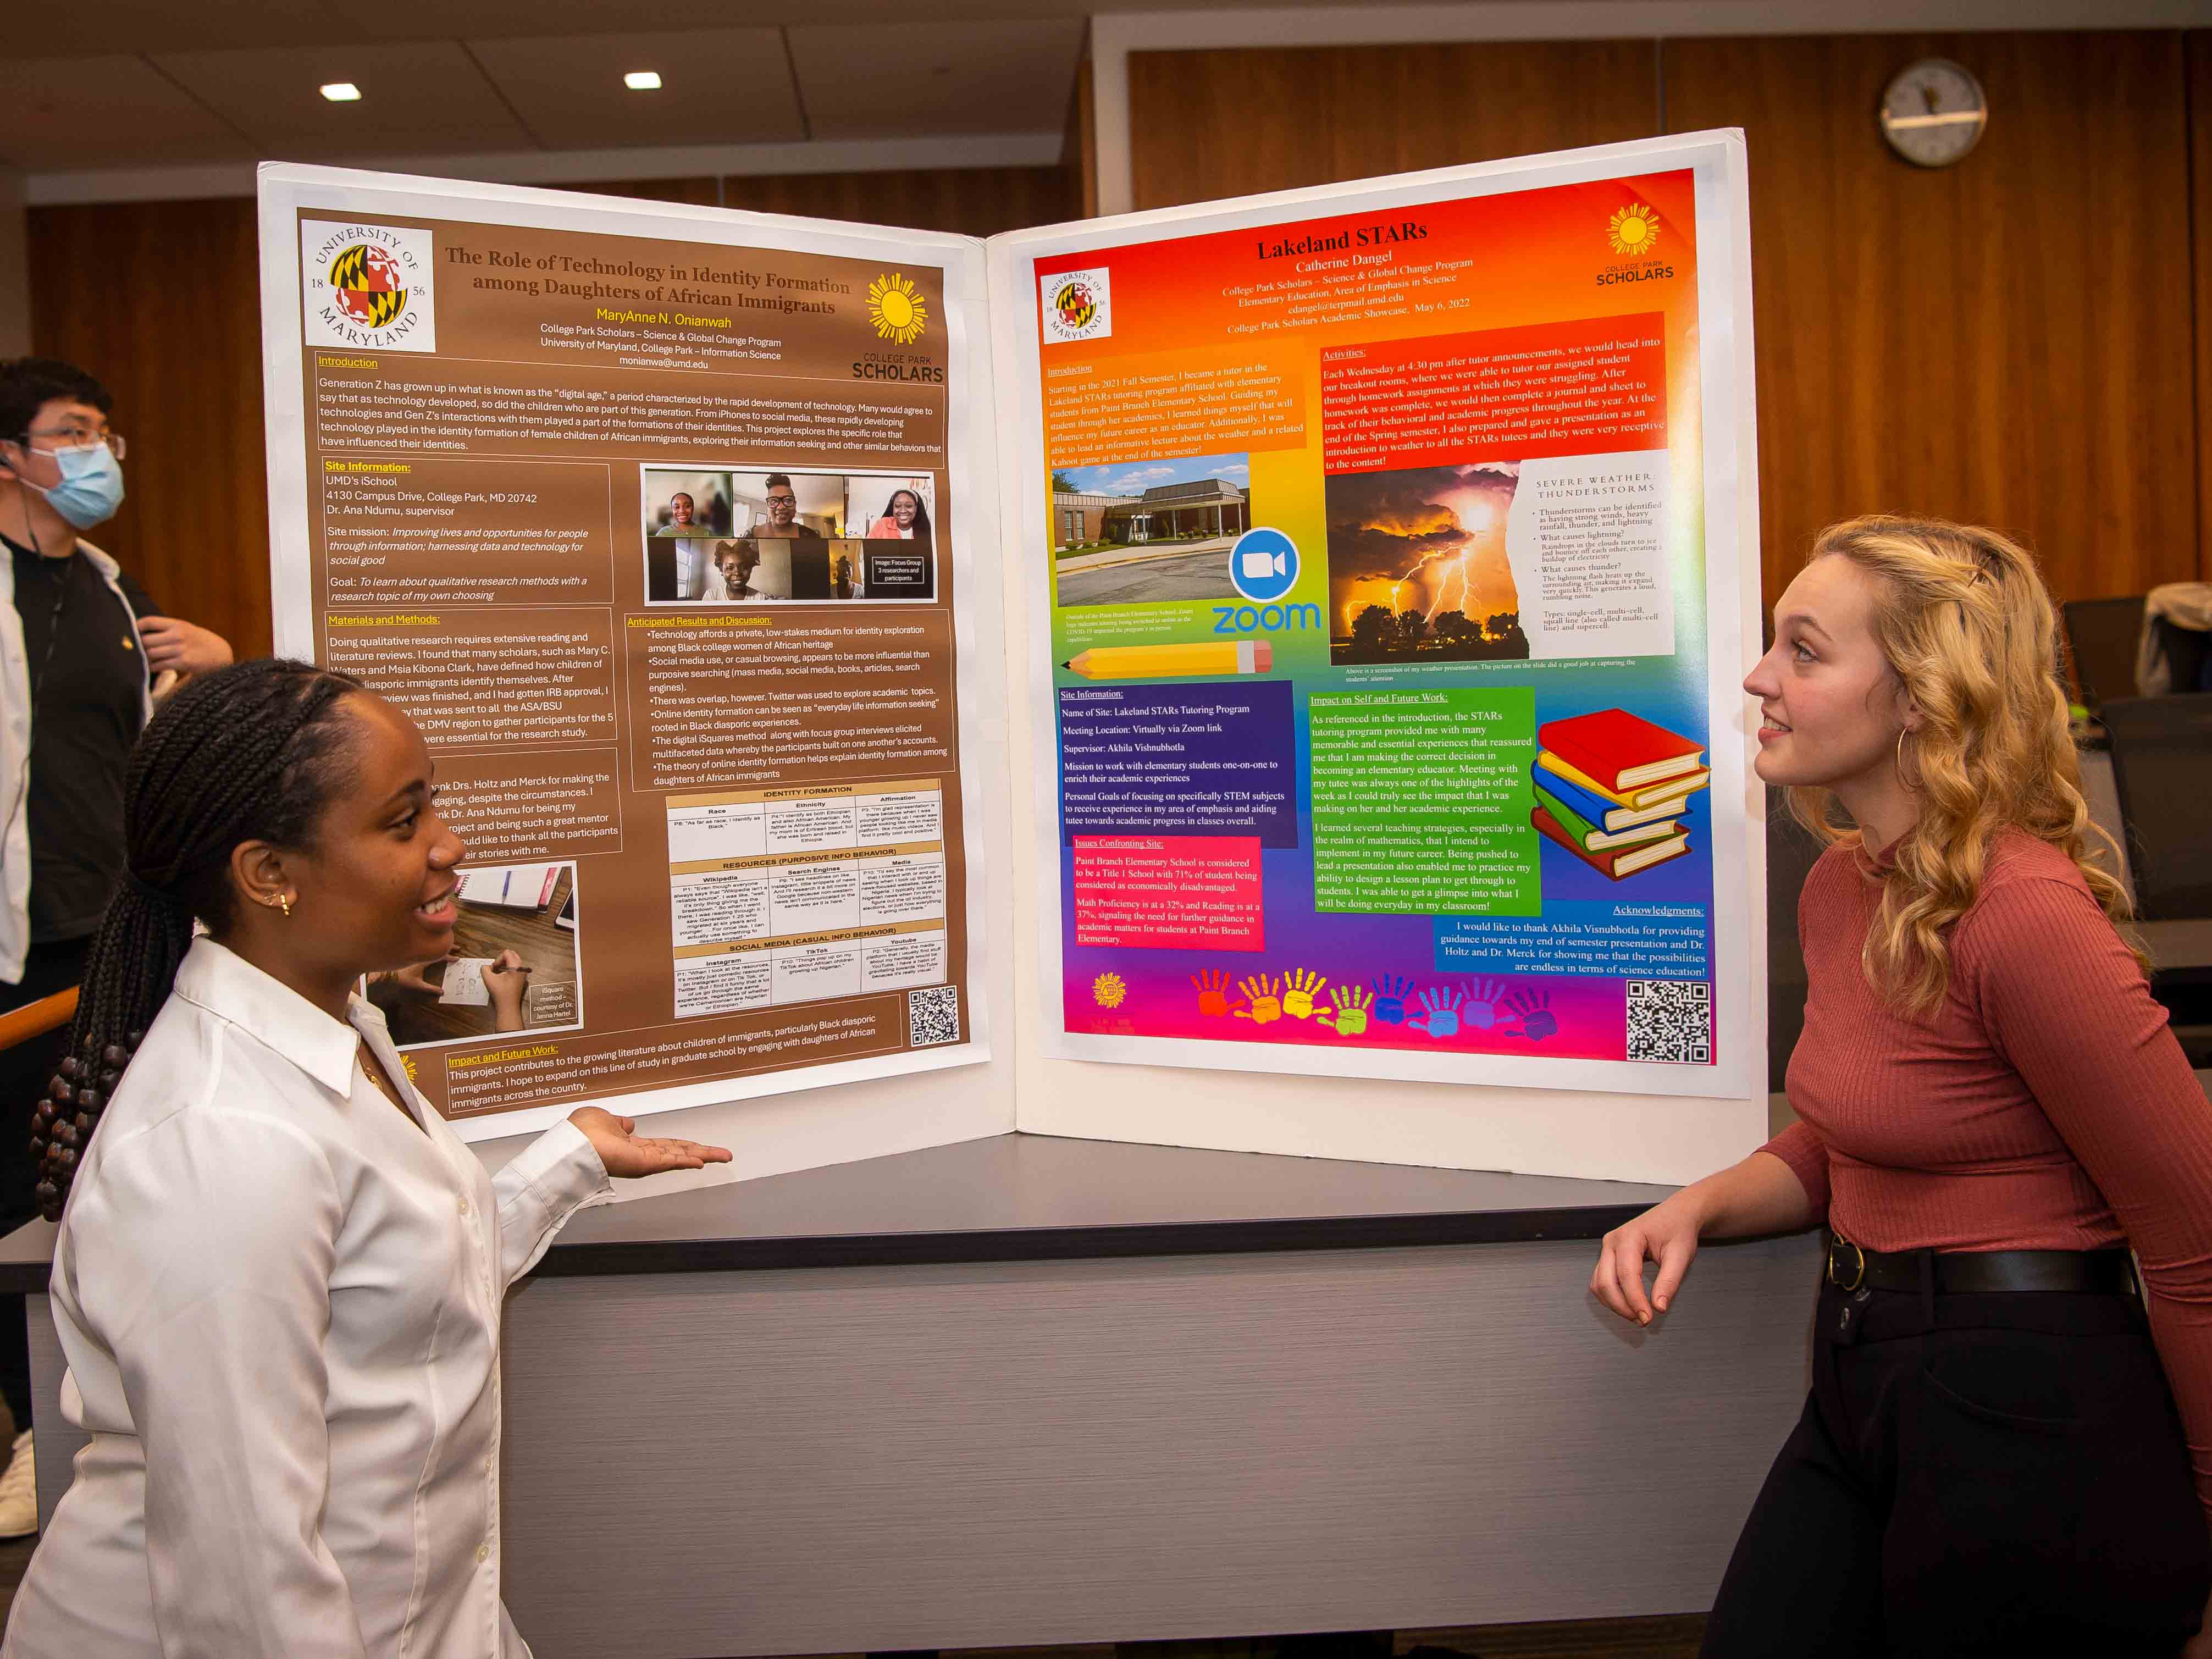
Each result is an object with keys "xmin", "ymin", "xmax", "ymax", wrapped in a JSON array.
[{"xmin": 1061, "ymin": 640, "xmax": 1275, "ymax": 680}]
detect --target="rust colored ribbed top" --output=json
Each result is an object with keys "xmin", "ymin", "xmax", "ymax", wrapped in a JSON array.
[{"xmin": 1763, "ymin": 830, "xmax": 2212, "ymax": 1525}]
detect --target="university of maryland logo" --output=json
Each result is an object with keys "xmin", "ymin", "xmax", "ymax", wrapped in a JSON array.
[
  {"xmin": 1039, "ymin": 265, "xmax": 1112, "ymax": 344},
  {"xmin": 302, "ymin": 220, "xmax": 436, "ymax": 352},
  {"xmin": 1052, "ymin": 279, "xmax": 1097, "ymax": 331},
  {"xmin": 328, "ymin": 242, "xmax": 409, "ymax": 329}
]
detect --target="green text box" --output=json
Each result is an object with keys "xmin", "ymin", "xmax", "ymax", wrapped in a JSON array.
[{"xmin": 1309, "ymin": 687, "xmax": 1538, "ymax": 915}]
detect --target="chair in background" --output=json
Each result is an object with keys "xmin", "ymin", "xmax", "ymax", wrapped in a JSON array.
[
  {"xmin": 2061, "ymin": 595, "xmax": 2147, "ymax": 712},
  {"xmin": 2102, "ymin": 695, "xmax": 2212, "ymax": 1068},
  {"xmin": 2102, "ymin": 695, "xmax": 2212, "ymax": 921}
]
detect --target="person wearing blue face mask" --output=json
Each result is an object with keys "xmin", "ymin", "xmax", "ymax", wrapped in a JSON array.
[{"xmin": 0, "ymin": 357, "xmax": 233, "ymax": 1537}]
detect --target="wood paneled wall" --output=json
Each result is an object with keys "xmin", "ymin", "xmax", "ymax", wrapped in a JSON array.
[
  {"xmin": 2192, "ymin": 33, "xmax": 2212, "ymax": 574},
  {"xmin": 23, "ymin": 164, "xmax": 1075, "ymax": 657},
  {"xmin": 1127, "ymin": 31, "xmax": 2208, "ymax": 611},
  {"xmin": 1664, "ymin": 32, "xmax": 2197, "ymax": 607},
  {"xmin": 25, "ymin": 197, "xmax": 272, "ymax": 655},
  {"xmin": 1131, "ymin": 41, "xmax": 1660, "ymax": 208}
]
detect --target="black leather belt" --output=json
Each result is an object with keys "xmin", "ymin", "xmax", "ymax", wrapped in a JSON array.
[{"xmin": 1826, "ymin": 1232, "xmax": 2138, "ymax": 1297}]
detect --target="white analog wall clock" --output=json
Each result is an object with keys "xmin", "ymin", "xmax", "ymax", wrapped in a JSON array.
[{"xmin": 1879, "ymin": 58, "xmax": 1988, "ymax": 168}]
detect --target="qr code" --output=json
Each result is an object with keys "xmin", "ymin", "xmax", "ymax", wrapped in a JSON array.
[
  {"xmin": 908, "ymin": 984, "xmax": 961, "ymax": 1047},
  {"xmin": 1626, "ymin": 979, "xmax": 1712, "ymax": 1064}
]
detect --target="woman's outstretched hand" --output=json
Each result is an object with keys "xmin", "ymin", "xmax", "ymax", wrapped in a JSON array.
[
  {"xmin": 1592, "ymin": 1192, "xmax": 1706, "ymax": 1325},
  {"xmin": 567, "ymin": 1107, "xmax": 732, "ymax": 1180}
]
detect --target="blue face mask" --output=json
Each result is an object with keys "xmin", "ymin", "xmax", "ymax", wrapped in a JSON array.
[{"xmin": 23, "ymin": 441, "xmax": 125, "ymax": 530}]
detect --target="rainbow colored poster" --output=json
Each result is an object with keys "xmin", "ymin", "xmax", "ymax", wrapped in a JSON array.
[{"xmin": 991, "ymin": 133, "xmax": 1765, "ymax": 1112}]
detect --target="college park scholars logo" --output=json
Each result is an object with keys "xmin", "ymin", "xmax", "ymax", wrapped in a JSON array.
[
  {"xmin": 1039, "ymin": 266, "xmax": 1111, "ymax": 344},
  {"xmin": 301, "ymin": 220, "xmax": 436, "ymax": 352},
  {"xmin": 1606, "ymin": 202, "xmax": 1661, "ymax": 258}
]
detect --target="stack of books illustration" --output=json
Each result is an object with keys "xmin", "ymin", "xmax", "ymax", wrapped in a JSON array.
[{"xmin": 1530, "ymin": 709, "xmax": 1708, "ymax": 880}]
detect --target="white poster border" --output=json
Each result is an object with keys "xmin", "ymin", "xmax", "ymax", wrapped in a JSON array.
[
  {"xmin": 257, "ymin": 163, "xmax": 1004, "ymax": 1150},
  {"xmin": 987, "ymin": 130, "xmax": 1767, "ymax": 1111}
]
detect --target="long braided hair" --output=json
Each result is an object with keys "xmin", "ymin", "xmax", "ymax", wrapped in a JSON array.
[{"xmin": 31, "ymin": 660, "xmax": 363, "ymax": 1219}]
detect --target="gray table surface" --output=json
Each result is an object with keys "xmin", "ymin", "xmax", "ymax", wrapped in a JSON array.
[{"xmin": 0, "ymin": 1130, "xmax": 1684, "ymax": 1289}]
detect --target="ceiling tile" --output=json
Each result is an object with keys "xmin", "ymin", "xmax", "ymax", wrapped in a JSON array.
[
  {"xmin": 468, "ymin": 28, "xmax": 804, "ymax": 149},
  {"xmin": 0, "ymin": 57, "xmax": 252, "ymax": 170},
  {"xmin": 786, "ymin": 18, "xmax": 1085, "ymax": 139},
  {"xmin": 151, "ymin": 41, "xmax": 535, "ymax": 156}
]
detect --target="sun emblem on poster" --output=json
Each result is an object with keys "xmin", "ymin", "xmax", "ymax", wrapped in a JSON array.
[
  {"xmin": 1607, "ymin": 202, "xmax": 1661, "ymax": 257},
  {"xmin": 1092, "ymin": 971, "xmax": 1128, "ymax": 1009},
  {"xmin": 866, "ymin": 272, "xmax": 928, "ymax": 345}
]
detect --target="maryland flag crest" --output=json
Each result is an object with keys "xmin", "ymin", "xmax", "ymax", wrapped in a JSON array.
[{"xmin": 329, "ymin": 242, "xmax": 409, "ymax": 328}]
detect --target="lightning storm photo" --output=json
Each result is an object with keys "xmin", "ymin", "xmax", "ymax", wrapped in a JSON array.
[{"xmin": 1324, "ymin": 462, "xmax": 1529, "ymax": 664}]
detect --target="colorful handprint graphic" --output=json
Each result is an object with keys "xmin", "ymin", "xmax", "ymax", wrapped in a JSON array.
[
  {"xmin": 1371, "ymin": 974, "xmax": 1414, "ymax": 1025},
  {"xmin": 1461, "ymin": 977, "xmax": 1510, "ymax": 1031},
  {"xmin": 1503, "ymin": 987, "xmax": 1557, "ymax": 1041},
  {"xmin": 1317, "ymin": 983, "xmax": 1374, "ymax": 1037},
  {"xmin": 1280, "ymin": 967, "xmax": 1327, "ymax": 1019},
  {"xmin": 1190, "ymin": 968, "xmax": 1240, "ymax": 1018},
  {"xmin": 1407, "ymin": 985, "xmax": 1466, "ymax": 1038},
  {"xmin": 1234, "ymin": 974, "xmax": 1284, "ymax": 1025}
]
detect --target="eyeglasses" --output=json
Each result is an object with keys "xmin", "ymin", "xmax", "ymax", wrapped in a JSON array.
[
  {"xmin": 24, "ymin": 425, "xmax": 125, "ymax": 460},
  {"xmin": 766, "ymin": 493, "xmax": 797, "ymax": 505}
]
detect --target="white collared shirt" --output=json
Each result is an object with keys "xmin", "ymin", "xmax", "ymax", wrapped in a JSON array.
[{"xmin": 3, "ymin": 937, "xmax": 610, "ymax": 1658}]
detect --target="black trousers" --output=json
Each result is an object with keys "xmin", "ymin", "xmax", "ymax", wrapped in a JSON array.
[
  {"xmin": 1703, "ymin": 1274, "xmax": 2212, "ymax": 1658},
  {"xmin": 0, "ymin": 936, "xmax": 88, "ymax": 1431}
]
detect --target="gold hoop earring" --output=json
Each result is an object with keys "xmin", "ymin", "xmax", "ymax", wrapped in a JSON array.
[{"xmin": 1895, "ymin": 729, "xmax": 1919, "ymax": 792}]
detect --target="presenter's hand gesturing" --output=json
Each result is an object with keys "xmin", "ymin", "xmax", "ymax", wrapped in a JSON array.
[
  {"xmin": 1591, "ymin": 1193, "xmax": 1704, "ymax": 1326},
  {"xmin": 568, "ymin": 1107, "xmax": 733, "ymax": 1180}
]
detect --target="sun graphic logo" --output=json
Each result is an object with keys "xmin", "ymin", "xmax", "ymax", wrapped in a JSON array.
[
  {"xmin": 301, "ymin": 220, "xmax": 436, "ymax": 352},
  {"xmin": 1607, "ymin": 202, "xmax": 1661, "ymax": 258},
  {"xmin": 1091, "ymin": 971, "xmax": 1128, "ymax": 1009},
  {"xmin": 866, "ymin": 272, "xmax": 928, "ymax": 345},
  {"xmin": 1038, "ymin": 264, "xmax": 1112, "ymax": 344}
]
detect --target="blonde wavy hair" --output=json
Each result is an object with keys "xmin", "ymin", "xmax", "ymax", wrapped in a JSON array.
[{"xmin": 1785, "ymin": 515, "xmax": 2138, "ymax": 1017}]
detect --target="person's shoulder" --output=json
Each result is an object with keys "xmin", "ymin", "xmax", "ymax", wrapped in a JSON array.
[
  {"xmin": 76, "ymin": 1004, "xmax": 340, "ymax": 1224},
  {"xmin": 1951, "ymin": 831, "xmax": 2119, "ymax": 983},
  {"xmin": 1975, "ymin": 829, "xmax": 2094, "ymax": 903},
  {"xmin": 1801, "ymin": 836, "xmax": 1868, "ymax": 898}
]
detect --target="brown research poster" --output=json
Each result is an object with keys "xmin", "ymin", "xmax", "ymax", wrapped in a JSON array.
[{"xmin": 260, "ymin": 169, "xmax": 991, "ymax": 1142}]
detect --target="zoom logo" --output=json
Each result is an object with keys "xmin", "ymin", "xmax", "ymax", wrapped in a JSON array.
[{"xmin": 1228, "ymin": 527, "xmax": 1299, "ymax": 604}]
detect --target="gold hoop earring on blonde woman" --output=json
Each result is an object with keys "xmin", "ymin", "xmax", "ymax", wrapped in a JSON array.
[{"xmin": 1895, "ymin": 728, "xmax": 1920, "ymax": 792}]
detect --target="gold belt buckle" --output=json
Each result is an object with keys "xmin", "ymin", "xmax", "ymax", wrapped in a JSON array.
[{"xmin": 1828, "ymin": 1236, "xmax": 1866, "ymax": 1292}]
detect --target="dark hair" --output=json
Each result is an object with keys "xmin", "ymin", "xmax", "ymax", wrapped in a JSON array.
[
  {"xmin": 0, "ymin": 357, "xmax": 112, "ymax": 447},
  {"xmin": 764, "ymin": 473, "xmax": 793, "ymax": 492},
  {"xmin": 879, "ymin": 489, "xmax": 932, "ymax": 538},
  {"xmin": 31, "ymin": 660, "xmax": 363, "ymax": 1219}
]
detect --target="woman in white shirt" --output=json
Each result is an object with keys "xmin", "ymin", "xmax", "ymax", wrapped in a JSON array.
[{"xmin": 2, "ymin": 658, "xmax": 729, "ymax": 1658}]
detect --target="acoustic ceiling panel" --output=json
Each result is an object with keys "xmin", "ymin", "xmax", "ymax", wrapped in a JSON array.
[
  {"xmin": 151, "ymin": 41, "xmax": 535, "ymax": 157},
  {"xmin": 785, "ymin": 18, "xmax": 1086, "ymax": 139},
  {"xmin": 0, "ymin": 56, "xmax": 252, "ymax": 170},
  {"xmin": 467, "ymin": 29, "xmax": 805, "ymax": 150}
]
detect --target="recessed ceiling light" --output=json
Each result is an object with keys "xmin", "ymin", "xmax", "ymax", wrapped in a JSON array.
[
  {"xmin": 320, "ymin": 82, "xmax": 361, "ymax": 102},
  {"xmin": 624, "ymin": 70, "xmax": 662, "ymax": 91}
]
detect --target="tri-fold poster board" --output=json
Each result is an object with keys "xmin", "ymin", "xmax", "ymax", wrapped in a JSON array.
[{"xmin": 256, "ymin": 129, "xmax": 1765, "ymax": 1191}]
